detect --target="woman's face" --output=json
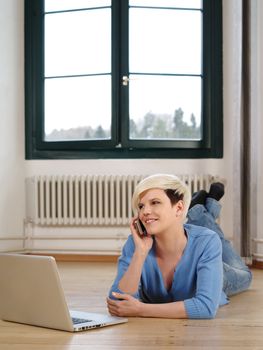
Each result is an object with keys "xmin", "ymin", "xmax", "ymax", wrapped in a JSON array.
[{"xmin": 137, "ymin": 188, "xmax": 184, "ymax": 235}]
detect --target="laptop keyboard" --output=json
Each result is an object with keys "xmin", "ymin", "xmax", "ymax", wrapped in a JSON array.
[{"xmin": 72, "ymin": 317, "xmax": 93, "ymax": 325}]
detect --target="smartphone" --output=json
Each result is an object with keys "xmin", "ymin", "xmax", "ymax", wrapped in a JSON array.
[{"xmin": 134, "ymin": 219, "xmax": 147, "ymax": 236}]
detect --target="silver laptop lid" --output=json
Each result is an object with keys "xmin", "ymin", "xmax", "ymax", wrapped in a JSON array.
[{"xmin": 0, "ymin": 254, "xmax": 75, "ymax": 331}]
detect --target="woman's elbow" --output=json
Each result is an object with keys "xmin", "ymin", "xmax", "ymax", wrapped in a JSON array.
[
  {"xmin": 204, "ymin": 308, "xmax": 217, "ymax": 319},
  {"xmin": 185, "ymin": 299, "xmax": 219, "ymax": 319},
  {"xmin": 201, "ymin": 301, "xmax": 219, "ymax": 319}
]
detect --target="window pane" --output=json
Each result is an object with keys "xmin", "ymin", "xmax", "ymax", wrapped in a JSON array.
[
  {"xmin": 129, "ymin": 0, "xmax": 202, "ymax": 9},
  {"xmin": 129, "ymin": 8, "xmax": 201, "ymax": 74},
  {"xmin": 45, "ymin": 0, "xmax": 111, "ymax": 12},
  {"xmin": 129, "ymin": 75, "xmax": 201, "ymax": 140},
  {"xmin": 44, "ymin": 76, "xmax": 111, "ymax": 141},
  {"xmin": 45, "ymin": 9, "xmax": 111, "ymax": 77}
]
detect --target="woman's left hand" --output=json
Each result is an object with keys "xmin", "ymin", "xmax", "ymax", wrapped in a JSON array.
[{"xmin": 107, "ymin": 292, "xmax": 143, "ymax": 317}]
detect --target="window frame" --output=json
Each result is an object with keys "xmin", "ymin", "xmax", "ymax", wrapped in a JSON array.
[{"xmin": 25, "ymin": 0, "xmax": 223, "ymax": 159}]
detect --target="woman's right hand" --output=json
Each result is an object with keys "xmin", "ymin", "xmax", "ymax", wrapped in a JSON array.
[{"xmin": 130, "ymin": 217, "xmax": 153, "ymax": 255}]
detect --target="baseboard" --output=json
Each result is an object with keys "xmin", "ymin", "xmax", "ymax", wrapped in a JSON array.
[
  {"xmin": 27, "ymin": 255, "xmax": 263, "ymax": 267},
  {"xmin": 251, "ymin": 259, "xmax": 263, "ymax": 269},
  {"xmin": 10, "ymin": 251, "xmax": 263, "ymax": 267},
  {"xmin": 26, "ymin": 252, "xmax": 119, "ymax": 263}
]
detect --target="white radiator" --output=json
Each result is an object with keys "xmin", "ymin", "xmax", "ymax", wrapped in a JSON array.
[{"xmin": 25, "ymin": 174, "xmax": 218, "ymax": 227}]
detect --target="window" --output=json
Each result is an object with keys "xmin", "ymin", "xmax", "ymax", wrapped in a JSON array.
[{"xmin": 25, "ymin": 0, "xmax": 222, "ymax": 159}]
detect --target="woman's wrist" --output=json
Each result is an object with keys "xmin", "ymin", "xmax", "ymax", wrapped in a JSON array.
[
  {"xmin": 138, "ymin": 301, "xmax": 147, "ymax": 317},
  {"xmin": 134, "ymin": 248, "xmax": 149, "ymax": 259}
]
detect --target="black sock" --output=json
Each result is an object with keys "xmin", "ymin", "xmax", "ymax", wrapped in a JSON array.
[
  {"xmin": 208, "ymin": 182, "xmax": 225, "ymax": 201},
  {"xmin": 189, "ymin": 190, "xmax": 207, "ymax": 209}
]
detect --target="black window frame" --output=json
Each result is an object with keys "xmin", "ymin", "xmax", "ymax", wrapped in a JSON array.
[{"xmin": 25, "ymin": 0, "xmax": 223, "ymax": 159}]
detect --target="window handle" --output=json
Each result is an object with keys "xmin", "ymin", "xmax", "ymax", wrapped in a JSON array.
[{"xmin": 122, "ymin": 76, "xmax": 130, "ymax": 86}]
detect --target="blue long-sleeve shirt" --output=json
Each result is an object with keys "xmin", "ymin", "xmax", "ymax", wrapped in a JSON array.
[{"xmin": 109, "ymin": 223, "xmax": 229, "ymax": 319}]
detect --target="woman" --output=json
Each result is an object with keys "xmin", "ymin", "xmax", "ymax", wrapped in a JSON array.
[{"xmin": 107, "ymin": 174, "xmax": 252, "ymax": 319}]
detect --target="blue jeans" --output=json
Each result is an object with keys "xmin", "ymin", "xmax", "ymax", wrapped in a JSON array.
[{"xmin": 187, "ymin": 198, "xmax": 252, "ymax": 296}]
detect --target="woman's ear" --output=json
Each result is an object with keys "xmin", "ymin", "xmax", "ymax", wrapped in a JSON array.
[{"xmin": 175, "ymin": 200, "xmax": 185, "ymax": 217}]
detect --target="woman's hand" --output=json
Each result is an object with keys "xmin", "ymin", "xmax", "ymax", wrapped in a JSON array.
[
  {"xmin": 130, "ymin": 217, "xmax": 153, "ymax": 255},
  {"xmin": 107, "ymin": 292, "xmax": 143, "ymax": 317}
]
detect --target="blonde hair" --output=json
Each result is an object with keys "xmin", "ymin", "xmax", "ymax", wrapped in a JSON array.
[{"xmin": 132, "ymin": 174, "xmax": 191, "ymax": 217}]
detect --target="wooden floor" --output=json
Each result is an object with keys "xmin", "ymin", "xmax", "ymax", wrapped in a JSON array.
[{"xmin": 0, "ymin": 262, "xmax": 262, "ymax": 350}]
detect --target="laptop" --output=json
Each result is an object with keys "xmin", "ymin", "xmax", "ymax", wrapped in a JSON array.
[{"xmin": 0, "ymin": 253, "xmax": 127, "ymax": 332}]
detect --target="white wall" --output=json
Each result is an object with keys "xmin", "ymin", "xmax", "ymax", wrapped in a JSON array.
[
  {"xmin": 0, "ymin": 0, "xmax": 262, "ymax": 258},
  {"xmin": 0, "ymin": 0, "xmax": 25, "ymax": 251}
]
